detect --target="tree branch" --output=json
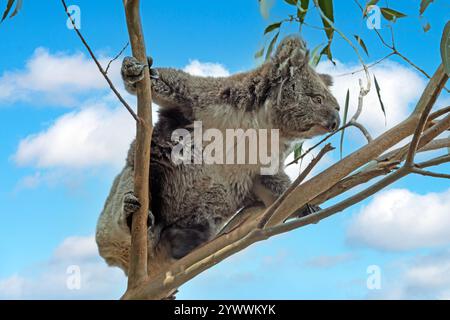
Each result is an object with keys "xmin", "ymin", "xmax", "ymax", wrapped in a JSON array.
[{"xmin": 122, "ymin": 0, "xmax": 153, "ymax": 292}]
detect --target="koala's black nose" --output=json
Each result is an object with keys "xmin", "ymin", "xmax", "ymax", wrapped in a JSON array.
[{"xmin": 327, "ymin": 112, "xmax": 341, "ymax": 132}]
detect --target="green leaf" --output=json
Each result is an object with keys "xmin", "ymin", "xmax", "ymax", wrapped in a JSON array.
[
  {"xmin": 354, "ymin": 35, "xmax": 369, "ymax": 56},
  {"xmin": 363, "ymin": 0, "xmax": 379, "ymax": 17},
  {"xmin": 10, "ymin": 0, "xmax": 22, "ymax": 18},
  {"xmin": 264, "ymin": 22, "xmax": 282, "ymax": 34},
  {"xmin": 374, "ymin": 75, "xmax": 387, "ymax": 121},
  {"xmin": 293, "ymin": 142, "xmax": 304, "ymax": 164},
  {"xmin": 320, "ymin": 43, "xmax": 334, "ymax": 64},
  {"xmin": 318, "ymin": 0, "xmax": 334, "ymax": 41},
  {"xmin": 265, "ymin": 31, "xmax": 280, "ymax": 61},
  {"xmin": 423, "ymin": 22, "xmax": 431, "ymax": 33},
  {"xmin": 380, "ymin": 7, "xmax": 407, "ymax": 22},
  {"xmin": 339, "ymin": 89, "xmax": 350, "ymax": 159},
  {"xmin": 284, "ymin": 0, "xmax": 298, "ymax": 5},
  {"xmin": 309, "ymin": 43, "xmax": 323, "ymax": 67},
  {"xmin": 420, "ymin": 0, "xmax": 433, "ymax": 16},
  {"xmin": 297, "ymin": 0, "xmax": 310, "ymax": 24},
  {"xmin": 441, "ymin": 21, "xmax": 450, "ymax": 76},
  {"xmin": 255, "ymin": 46, "xmax": 265, "ymax": 59},
  {"xmin": 1, "ymin": 0, "xmax": 15, "ymax": 22}
]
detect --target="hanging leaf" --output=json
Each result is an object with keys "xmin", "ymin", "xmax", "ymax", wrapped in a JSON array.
[
  {"xmin": 419, "ymin": 0, "xmax": 433, "ymax": 16},
  {"xmin": 297, "ymin": 0, "xmax": 310, "ymax": 24},
  {"xmin": 264, "ymin": 21, "xmax": 282, "ymax": 34},
  {"xmin": 374, "ymin": 75, "xmax": 387, "ymax": 121},
  {"xmin": 423, "ymin": 22, "xmax": 431, "ymax": 33},
  {"xmin": 363, "ymin": 0, "xmax": 379, "ymax": 17},
  {"xmin": 284, "ymin": 0, "xmax": 298, "ymax": 5},
  {"xmin": 9, "ymin": 0, "xmax": 22, "ymax": 18},
  {"xmin": 309, "ymin": 43, "xmax": 323, "ymax": 67},
  {"xmin": 354, "ymin": 35, "xmax": 369, "ymax": 56},
  {"xmin": 317, "ymin": 0, "xmax": 334, "ymax": 42},
  {"xmin": 380, "ymin": 7, "xmax": 407, "ymax": 22},
  {"xmin": 255, "ymin": 46, "xmax": 265, "ymax": 59},
  {"xmin": 339, "ymin": 89, "xmax": 350, "ymax": 159},
  {"xmin": 293, "ymin": 142, "xmax": 304, "ymax": 164},
  {"xmin": 320, "ymin": 43, "xmax": 335, "ymax": 65},
  {"xmin": 265, "ymin": 31, "xmax": 280, "ymax": 61},
  {"xmin": 1, "ymin": 0, "xmax": 15, "ymax": 22},
  {"xmin": 441, "ymin": 21, "xmax": 450, "ymax": 75}
]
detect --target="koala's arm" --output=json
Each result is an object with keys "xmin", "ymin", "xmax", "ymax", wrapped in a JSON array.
[
  {"xmin": 122, "ymin": 57, "xmax": 223, "ymax": 109},
  {"xmin": 122, "ymin": 56, "xmax": 273, "ymax": 112},
  {"xmin": 96, "ymin": 165, "xmax": 135, "ymax": 274},
  {"xmin": 252, "ymin": 172, "xmax": 291, "ymax": 207}
]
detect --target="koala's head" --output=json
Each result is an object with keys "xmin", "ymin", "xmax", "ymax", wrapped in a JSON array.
[{"xmin": 267, "ymin": 36, "xmax": 340, "ymax": 139}]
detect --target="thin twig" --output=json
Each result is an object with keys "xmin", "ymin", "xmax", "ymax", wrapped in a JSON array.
[
  {"xmin": 105, "ymin": 42, "xmax": 130, "ymax": 74},
  {"xmin": 411, "ymin": 168, "xmax": 450, "ymax": 179},
  {"xmin": 61, "ymin": 0, "xmax": 138, "ymax": 121}
]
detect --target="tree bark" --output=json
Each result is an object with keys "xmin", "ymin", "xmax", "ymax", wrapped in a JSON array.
[{"xmin": 123, "ymin": 0, "xmax": 153, "ymax": 290}]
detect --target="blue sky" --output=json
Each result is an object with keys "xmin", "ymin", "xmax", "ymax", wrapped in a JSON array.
[{"xmin": 0, "ymin": 0, "xmax": 449, "ymax": 299}]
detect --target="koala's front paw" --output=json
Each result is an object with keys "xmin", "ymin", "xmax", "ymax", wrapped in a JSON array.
[
  {"xmin": 121, "ymin": 192, "xmax": 159, "ymax": 243},
  {"xmin": 121, "ymin": 57, "xmax": 147, "ymax": 84}
]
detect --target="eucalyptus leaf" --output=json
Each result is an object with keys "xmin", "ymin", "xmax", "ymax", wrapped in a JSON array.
[
  {"xmin": 339, "ymin": 89, "xmax": 350, "ymax": 159},
  {"xmin": 318, "ymin": 0, "xmax": 334, "ymax": 41},
  {"xmin": 10, "ymin": 0, "xmax": 22, "ymax": 17},
  {"xmin": 1, "ymin": 0, "xmax": 15, "ymax": 22},
  {"xmin": 441, "ymin": 21, "xmax": 450, "ymax": 75},
  {"xmin": 419, "ymin": 0, "xmax": 433, "ymax": 16},
  {"xmin": 297, "ymin": 0, "xmax": 310, "ymax": 24},
  {"xmin": 255, "ymin": 46, "xmax": 265, "ymax": 59},
  {"xmin": 264, "ymin": 22, "xmax": 282, "ymax": 34},
  {"xmin": 354, "ymin": 35, "xmax": 369, "ymax": 56},
  {"xmin": 380, "ymin": 7, "xmax": 406, "ymax": 22},
  {"xmin": 374, "ymin": 75, "xmax": 387, "ymax": 122},
  {"xmin": 309, "ymin": 43, "xmax": 323, "ymax": 67},
  {"xmin": 363, "ymin": 0, "xmax": 379, "ymax": 17},
  {"xmin": 265, "ymin": 31, "xmax": 280, "ymax": 61},
  {"xmin": 293, "ymin": 142, "xmax": 304, "ymax": 164},
  {"xmin": 284, "ymin": 0, "xmax": 298, "ymax": 5}
]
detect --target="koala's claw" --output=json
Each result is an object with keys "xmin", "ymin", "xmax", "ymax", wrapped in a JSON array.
[
  {"xmin": 123, "ymin": 191, "xmax": 141, "ymax": 216},
  {"xmin": 122, "ymin": 56, "xmax": 147, "ymax": 84},
  {"xmin": 122, "ymin": 192, "xmax": 158, "ymax": 244},
  {"xmin": 297, "ymin": 203, "xmax": 322, "ymax": 218}
]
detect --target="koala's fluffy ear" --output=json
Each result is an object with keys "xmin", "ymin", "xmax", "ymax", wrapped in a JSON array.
[
  {"xmin": 319, "ymin": 73, "xmax": 334, "ymax": 87},
  {"xmin": 272, "ymin": 36, "xmax": 309, "ymax": 77}
]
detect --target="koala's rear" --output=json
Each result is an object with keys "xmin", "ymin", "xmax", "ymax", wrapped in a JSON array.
[{"xmin": 96, "ymin": 36, "xmax": 340, "ymax": 272}]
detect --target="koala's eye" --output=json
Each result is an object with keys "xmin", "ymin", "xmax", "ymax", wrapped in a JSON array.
[{"xmin": 313, "ymin": 96, "xmax": 323, "ymax": 104}]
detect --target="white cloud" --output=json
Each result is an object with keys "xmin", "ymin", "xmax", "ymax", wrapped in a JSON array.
[
  {"xmin": 14, "ymin": 100, "xmax": 135, "ymax": 169},
  {"xmin": 0, "ymin": 235, "xmax": 126, "ymax": 299},
  {"xmin": 347, "ymin": 188, "xmax": 450, "ymax": 251},
  {"xmin": 317, "ymin": 60, "xmax": 426, "ymax": 137},
  {"xmin": 0, "ymin": 48, "xmax": 122, "ymax": 106},
  {"xmin": 370, "ymin": 250, "xmax": 450, "ymax": 299},
  {"xmin": 183, "ymin": 60, "xmax": 230, "ymax": 77}
]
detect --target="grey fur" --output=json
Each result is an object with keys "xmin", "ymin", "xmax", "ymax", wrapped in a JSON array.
[{"xmin": 96, "ymin": 36, "xmax": 340, "ymax": 272}]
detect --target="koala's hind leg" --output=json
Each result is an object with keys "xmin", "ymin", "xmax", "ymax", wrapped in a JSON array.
[
  {"xmin": 160, "ymin": 220, "xmax": 212, "ymax": 259},
  {"xmin": 255, "ymin": 172, "xmax": 321, "ymax": 219}
]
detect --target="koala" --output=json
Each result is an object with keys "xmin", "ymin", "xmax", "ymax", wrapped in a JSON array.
[{"xmin": 96, "ymin": 36, "xmax": 340, "ymax": 273}]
